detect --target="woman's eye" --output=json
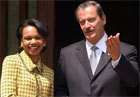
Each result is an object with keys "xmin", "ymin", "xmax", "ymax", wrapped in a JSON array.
[
  {"xmin": 23, "ymin": 36, "xmax": 43, "ymax": 41},
  {"xmin": 35, "ymin": 37, "xmax": 42, "ymax": 40},
  {"xmin": 24, "ymin": 37, "xmax": 31, "ymax": 40}
]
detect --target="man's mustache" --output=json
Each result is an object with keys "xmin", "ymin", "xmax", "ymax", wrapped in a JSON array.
[{"xmin": 84, "ymin": 28, "xmax": 95, "ymax": 33}]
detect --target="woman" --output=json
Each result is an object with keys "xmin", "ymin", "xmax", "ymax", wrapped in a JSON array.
[{"xmin": 1, "ymin": 19, "xmax": 54, "ymax": 97}]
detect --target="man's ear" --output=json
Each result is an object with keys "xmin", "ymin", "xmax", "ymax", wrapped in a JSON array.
[{"xmin": 102, "ymin": 14, "xmax": 106, "ymax": 25}]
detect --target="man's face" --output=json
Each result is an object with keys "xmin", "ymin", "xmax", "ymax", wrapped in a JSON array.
[{"xmin": 77, "ymin": 5, "xmax": 106, "ymax": 44}]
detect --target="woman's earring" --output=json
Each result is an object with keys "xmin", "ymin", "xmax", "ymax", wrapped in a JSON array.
[{"xmin": 44, "ymin": 43, "xmax": 46, "ymax": 47}]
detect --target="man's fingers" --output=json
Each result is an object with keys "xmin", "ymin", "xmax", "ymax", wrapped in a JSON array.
[
  {"xmin": 106, "ymin": 35, "xmax": 116, "ymax": 48},
  {"xmin": 116, "ymin": 33, "xmax": 120, "ymax": 41}
]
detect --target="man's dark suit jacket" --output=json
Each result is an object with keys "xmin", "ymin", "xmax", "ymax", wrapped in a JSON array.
[{"xmin": 54, "ymin": 39, "xmax": 139, "ymax": 96}]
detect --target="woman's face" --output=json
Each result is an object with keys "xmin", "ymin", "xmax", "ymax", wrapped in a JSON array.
[{"xmin": 21, "ymin": 26, "xmax": 46, "ymax": 58}]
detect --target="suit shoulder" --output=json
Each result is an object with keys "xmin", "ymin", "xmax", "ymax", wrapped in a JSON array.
[
  {"xmin": 120, "ymin": 42, "xmax": 136, "ymax": 49},
  {"xmin": 120, "ymin": 42, "xmax": 137, "ymax": 54},
  {"xmin": 61, "ymin": 40, "xmax": 85, "ymax": 51},
  {"xmin": 3, "ymin": 54, "xmax": 20, "ymax": 64},
  {"xmin": 2, "ymin": 54, "xmax": 21, "ymax": 70}
]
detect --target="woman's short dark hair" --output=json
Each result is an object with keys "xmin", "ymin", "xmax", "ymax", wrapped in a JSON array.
[
  {"xmin": 17, "ymin": 18, "xmax": 48, "ymax": 52},
  {"xmin": 75, "ymin": 0, "xmax": 104, "ymax": 21}
]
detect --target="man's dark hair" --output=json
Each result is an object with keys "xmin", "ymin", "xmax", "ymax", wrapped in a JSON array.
[{"xmin": 75, "ymin": 0, "xmax": 104, "ymax": 21}]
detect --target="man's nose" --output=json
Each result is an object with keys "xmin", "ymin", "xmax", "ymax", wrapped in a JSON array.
[{"xmin": 85, "ymin": 21, "xmax": 90, "ymax": 28}]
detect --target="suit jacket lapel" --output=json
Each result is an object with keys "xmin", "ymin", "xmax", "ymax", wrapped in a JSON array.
[
  {"xmin": 76, "ymin": 40, "xmax": 93, "ymax": 80},
  {"xmin": 93, "ymin": 52, "xmax": 111, "ymax": 79}
]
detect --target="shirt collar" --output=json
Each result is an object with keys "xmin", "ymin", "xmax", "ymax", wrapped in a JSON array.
[
  {"xmin": 19, "ymin": 50, "xmax": 43, "ymax": 73},
  {"xmin": 86, "ymin": 32, "xmax": 107, "ymax": 53}
]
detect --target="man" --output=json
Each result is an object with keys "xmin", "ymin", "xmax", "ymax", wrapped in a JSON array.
[{"xmin": 54, "ymin": 1, "xmax": 139, "ymax": 96}]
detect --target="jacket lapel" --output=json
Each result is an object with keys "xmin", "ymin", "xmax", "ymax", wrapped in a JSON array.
[
  {"xmin": 93, "ymin": 52, "xmax": 111, "ymax": 79},
  {"xmin": 76, "ymin": 40, "xmax": 93, "ymax": 80}
]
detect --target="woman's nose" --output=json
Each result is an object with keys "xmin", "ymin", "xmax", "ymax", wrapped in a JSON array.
[{"xmin": 30, "ymin": 39, "xmax": 37, "ymax": 44}]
